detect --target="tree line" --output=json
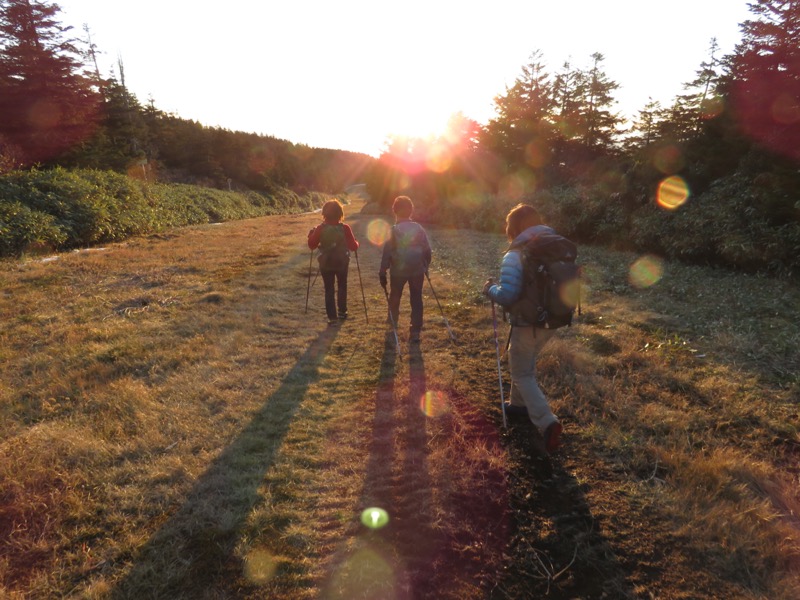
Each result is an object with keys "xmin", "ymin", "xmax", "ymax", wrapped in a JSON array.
[
  {"xmin": 367, "ymin": 0, "xmax": 800, "ymax": 275},
  {"xmin": 0, "ymin": 0, "xmax": 372, "ymax": 194},
  {"xmin": 1, "ymin": 0, "xmax": 798, "ymax": 274}
]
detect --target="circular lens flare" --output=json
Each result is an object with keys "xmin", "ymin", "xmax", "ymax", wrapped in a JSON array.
[
  {"xmin": 367, "ymin": 219, "xmax": 391, "ymax": 247},
  {"xmin": 426, "ymin": 143, "xmax": 453, "ymax": 173},
  {"xmin": 524, "ymin": 139, "xmax": 550, "ymax": 168},
  {"xmin": 629, "ymin": 255, "xmax": 664, "ymax": 288},
  {"xmin": 360, "ymin": 507, "xmax": 389, "ymax": 530},
  {"xmin": 653, "ymin": 144, "xmax": 684, "ymax": 175},
  {"xmin": 419, "ymin": 390, "xmax": 450, "ymax": 417},
  {"xmin": 657, "ymin": 176, "xmax": 689, "ymax": 210},
  {"xmin": 499, "ymin": 170, "xmax": 536, "ymax": 200},
  {"xmin": 559, "ymin": 278, "xmax": 581, "ymax": 308},
  {"xmin": 243, "ymin": 549, "xmax": 279, "ymax": 584},
  {"xmin": 325, "ymin": 547, "xmax": 398, "ymax": 599},
  {"xmin": 772, "ymin": 93, "xmax": 800, "ymax": 125}
]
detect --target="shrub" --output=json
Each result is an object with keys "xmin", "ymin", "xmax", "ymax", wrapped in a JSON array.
[
  {"xmin": 0, "ymin": 167, "xmax": 334, "ymax": 258},
  {"xmin": 0, "ymin": 200, "xmax": 66, "ymax": 255}
]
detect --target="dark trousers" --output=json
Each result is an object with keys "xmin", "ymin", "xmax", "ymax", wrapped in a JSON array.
[
  {"xmin": 321, "ymin": 268, "xmax": 348, "ymax": 320},
  {"xmin": 389, "ymin": 272, "xmax": 424, "ymax": 332}
]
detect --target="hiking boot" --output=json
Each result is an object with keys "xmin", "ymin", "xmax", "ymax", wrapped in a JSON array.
[
  {"xmin": 543, "ymin": 421, "xmax": 563, "ymax": 454},
  {"xmin": 503, "ymin": 402, "xmax": 528, "ymax": 418},
  {"xmin": 328, "ymin": 318, "xmax": 340, "ymax": 326},
  {"xmin": 338, "ymin": 312, "xmax": 348, "ymax": 320}
]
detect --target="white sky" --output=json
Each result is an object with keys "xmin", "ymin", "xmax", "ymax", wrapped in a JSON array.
[{"xmin": 55, "ymin": 0, "xmax": 753, "ymax": 157}]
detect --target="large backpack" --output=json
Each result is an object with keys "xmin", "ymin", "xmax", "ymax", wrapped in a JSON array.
[
  {"xmin": 389, "ymin": 223, "xmax": 428, "ymax": 276},
  {"xmin": 317, "ymin": 223, "xmax": 350, "ymax": 272},
  {"xmin": 511, "ymin": 232, "xmax": 581, "ymax": 329}
]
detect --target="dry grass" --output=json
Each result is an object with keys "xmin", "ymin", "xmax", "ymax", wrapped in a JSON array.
[{"xmin": 1, "ymin": 198, "xmax": 799, "ymax": 599}]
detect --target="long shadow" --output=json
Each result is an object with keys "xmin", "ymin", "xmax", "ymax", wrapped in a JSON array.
[
  {"xmin": 491, "ymin": 416, "xmax": 638, "ymax": 599},
  {"xmin": 111, "ymin": 326, "xmax": 339, "ymax": 599},
  {"xmin": 321, "ymin": 331, "xmax": 440, "ymax": 598},
  {"xmin": 394, "ymin": 341, "xmax": 439, "ymax": 596}
]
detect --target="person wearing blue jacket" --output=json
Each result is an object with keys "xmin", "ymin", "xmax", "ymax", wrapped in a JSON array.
[{"xmin": 483, "ymin": 203, "xmax": 563, "ymax": 454}]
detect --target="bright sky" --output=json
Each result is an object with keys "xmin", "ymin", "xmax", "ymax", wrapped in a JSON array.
[{"xmin": 56, "ymin": 0, "xmax": 753, "ymax": 157}]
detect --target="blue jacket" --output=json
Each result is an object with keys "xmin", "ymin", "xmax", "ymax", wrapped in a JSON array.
[{"xmin": 486, "ymin": 225, "xmax": 556, "ymax": 323}]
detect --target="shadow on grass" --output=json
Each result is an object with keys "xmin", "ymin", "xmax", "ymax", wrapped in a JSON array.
[
  {"xmin": 491, "ymin": 418, "xmax": 637, "ymax": 599},
  {"xmin": 110, "ymin": 326, "xmax": 340, "ymax": 599},
  {"xmin": 320, "ymin": 331, "xmax": 440, "ymax": 598}
]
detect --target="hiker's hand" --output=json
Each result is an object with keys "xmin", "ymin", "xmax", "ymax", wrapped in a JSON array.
[
  {"xmin": 379, "ymin": 272, "xmax": 387, "ymax": 288},
  {"xmin": 483, "ymin": 278, "xmax": 494, "ymax": 295}
]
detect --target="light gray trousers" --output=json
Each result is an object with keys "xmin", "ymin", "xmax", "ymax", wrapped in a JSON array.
[{"xmin": 508, "ymin": 325, "xmax": 558, "ymax": 433}]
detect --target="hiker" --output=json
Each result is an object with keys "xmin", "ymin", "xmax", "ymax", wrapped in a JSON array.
[
  {"xmin": 308, "ymin": 199, "xmax": 360, "ymax": 325},
  {"xmin": 379, "ymin": 195, "xmax": 432, "ymax": 343},
  {"xmin": 483, "ymin": 203, "xmax": 568, "ymax": 454}
]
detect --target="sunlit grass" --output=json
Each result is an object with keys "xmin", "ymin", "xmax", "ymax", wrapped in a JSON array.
[{"xmin": 1, "ymin": 201, "xmax": 799, "ymax": 598}]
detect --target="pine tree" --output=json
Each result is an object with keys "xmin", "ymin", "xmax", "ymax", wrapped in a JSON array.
[
  {"xmin": 482, "ymin": 50, "xmax": 557, "ymax": 173},
  {"xmin": 682, "ymin": 38, "xmax": 724, "ymax": 134},
  {"xmin": 0, "ymin": 0, "xmax": 101, "ymax": 166},
  {"xmin": 627, "ymin": 98, "xmax": 663, "ymax": 151},
  {"xmin": 725, "ymin": 0, "xmax": 800, "ymax": 161},
  {"xmin": 581, "ymin": 52, "xmax": 622, "ymax": 149}
]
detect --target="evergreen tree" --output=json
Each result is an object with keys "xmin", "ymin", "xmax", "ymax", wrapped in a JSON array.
[
  {"xmin": 552, "ymin": 58, "xmax": 585, "ymax": 140},
  {"xmin": 682, "ymin": 38, "xmax": 724, "ymax": 134},
  {"xmin": 725, "ymin": 0, "xmax": 800, "ymax": 161},
  {"xmin": 483, "ymin": 50, "xmax": 555, "ymax": 168},
  {"xmin": 625, "ymin": 98, "xmax": 663, "ymax": 152},
  {"xmin": 0, "ymin": 0, "xmax": 101, "ymax": 166}
]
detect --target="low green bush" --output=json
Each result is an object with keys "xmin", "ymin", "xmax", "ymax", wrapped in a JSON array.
[
  {"xmin": 0, "ymin": 168, "xmax": 330, "ymax": 257},
  {"xmin": 461, "ymin": 175, "xmax": 798, "ymax": 276},
  {"xmin": 0, "ymin": 200, "xmax": 66, "ymax": 255}
]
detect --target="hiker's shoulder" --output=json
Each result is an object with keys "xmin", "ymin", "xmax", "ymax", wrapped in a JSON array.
[{"xmin": 513, "ymin": 225, "xmax": 556, "ymax": 245}]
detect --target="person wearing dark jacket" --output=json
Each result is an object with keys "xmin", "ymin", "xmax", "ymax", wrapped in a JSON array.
[
  {"xmin": 483, "ymin": 203, "xmax": 563, "ymax": 454},
  {"xmin": 379, "ymin": 196, "xmax": 432, "ymax": 342},
  {"xmin": 308, "ymin": 199, "xmax": 359, "ymax": 325}
]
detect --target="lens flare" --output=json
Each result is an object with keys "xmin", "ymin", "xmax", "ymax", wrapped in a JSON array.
[
  {"xmin": 426, "ymin": 143, "xmax": 453, "ymax": 174},
  {"xmin": 325, "ymin": 547, "xmax": 398, "ymax": 600},
  {"xmin": 653, "ymin": 145, "xmax": 684, "ymax": 175},
  {"xmin": 499, "ymin": 170, "xmax": 536, "ymax": 200},
  {"xmin": 524, "ymin": 139, "xmax": 550, "ymax": 168},
  {"xmin": 772, "ymin": 93, "xmax": 800, "ymax": 125},
  {"xmin": 657, "ymin": 176, "xmax": 689, "ymax": 210},
  {"xmin": 28, "ymin": 99, "xmax": 61, "ymax": 129},
  {"xmin": 360, "ymin": 507, "xmax": 389, "ymax": 530},
  {"xmin": 243, "ymin": 549, "xmax": 280, "ymax": 584},
  {"xmin": 449, "ymin": 183, "xmax": 482, "ymax": 212},
  {"xmin": 247, "ymin": 146, "xmax": 276, "ymax": 173},
  {"xmin": 367, "ymin": 219, "xmax": 391, "ymax": 246},
  {"xmin": 559, "ymin": 278, "xmax": 581, "ymax": 309},
  {"xmin": 419, "ymin": 390, "xmax": 450, "ymax": 417},
  {"xmin": 629, "ymin": 255, "xmax": 664, "ymax": 288}
]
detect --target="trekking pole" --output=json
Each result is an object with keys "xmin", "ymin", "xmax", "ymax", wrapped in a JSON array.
[
  {"xmin": 304, "ymin": 249, "xmax": 314, "ymax": 313},
  {"xmin": 381, "ymin": 283, "xmax": 401, "ymax": 356},
  {"xmin": 491, "ymin": 301, "xmax": 508, "ymax": 429},
  {"xmin": 424, "ymin": 270, "xmax": 456, "ymax": 343},
  {"xmin": 354, "ymin": 250, "xmax": 368, "ymax": 324}
]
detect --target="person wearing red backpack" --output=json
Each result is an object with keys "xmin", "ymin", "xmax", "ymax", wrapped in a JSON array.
[{"xmin": 308, "ymin": 199, "xmax": 360, "ymax": 325}]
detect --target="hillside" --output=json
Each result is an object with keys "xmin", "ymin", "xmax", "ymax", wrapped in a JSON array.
[{"xmin": 1, "ymin": 197, "xmax": 799, "ymax": 599}]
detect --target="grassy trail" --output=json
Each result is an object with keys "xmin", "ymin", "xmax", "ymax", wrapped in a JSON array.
[{"xmin": 1, "ymin": 197, "xmax": 799, "ymax": 599}]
